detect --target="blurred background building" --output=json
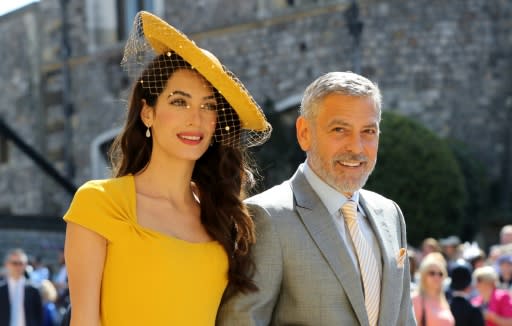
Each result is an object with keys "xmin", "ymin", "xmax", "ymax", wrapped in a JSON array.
[{"xmin": 0, "ymin": 0, "xmax": 510, "ymax": 262}]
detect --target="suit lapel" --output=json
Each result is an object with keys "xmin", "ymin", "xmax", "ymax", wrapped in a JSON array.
[
  {"xmin": 359, "ymin": 191, "xmax": 397, "ymax": 325},
  {"xmin": 291, "ymin": 169, "xmax": 369, "ymax": 326}
]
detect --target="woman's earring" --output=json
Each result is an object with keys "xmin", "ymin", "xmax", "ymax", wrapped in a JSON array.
[
  {"xmin": 210, "ymin": 137, "xmax": 215, "ymax": 147},
  {"xmin": 146, "ymin": 127, "xmax": 151, "ymax": 138}
]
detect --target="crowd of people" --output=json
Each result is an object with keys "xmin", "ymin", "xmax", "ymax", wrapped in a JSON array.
[
  {"xmin": 408, "ymin": 225, "xmax": 512, "ymax": 326},
  {"xmin": 0, "ymin": 248, "xmax": 68, "ymax": 326},
  {"xmin": 3, "ymin": 229, "xmax": 512, "ymax": 326}
]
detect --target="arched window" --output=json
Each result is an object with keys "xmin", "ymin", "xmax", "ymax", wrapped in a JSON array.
[
  {"xmin": 256, "ymin": 94, "xmax": 305, "ymax": 189},
  {"xmin": 0, "ymin": 135, "xmax": 8, "ymax": 165},
  {"xmin": 85, "ymin": 0, "xmax": 164, "ymax": 51},
  {"xmin": 116, "ymin": 0, "xmax": 160, "ymax": 40},
  {"xmin": 90, "ymin": 128, "xmax": 121, "ymax": 179}
]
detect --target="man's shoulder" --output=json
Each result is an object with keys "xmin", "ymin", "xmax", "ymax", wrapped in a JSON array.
[
  {"xmin": 247, "ymin": 180, "xmax": 293, "ymax": 207},
  {"xmin": 245, "ymin": 180, "xmax": 296, "ymax": 221},
  {"xmin": 360, "ymin": 188, "xmax": 393, "ymax": 203},
  {"xmin": 360, "ymin": 188, "xmax": 398, "ymax": 209},
  {"xmin": 450, "ymin": 296, "xmax": 471, "ymax": 306}
]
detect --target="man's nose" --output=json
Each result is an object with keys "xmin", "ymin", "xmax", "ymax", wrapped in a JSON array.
[{"xmin": 344, "ymin": 133, "xmax": 364, "ymax": 153}]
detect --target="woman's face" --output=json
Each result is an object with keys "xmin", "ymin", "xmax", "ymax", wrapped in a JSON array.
[
  {"xmin": 423, "ymin": 266, "xmax": 445, "ymax": 291},
  {"xmin": 142, "ymin": 69, "xmax": 218, "ymax": 162},
  {"xmin": 475, "ymin": 278, "xmax": 494, "ymax": 295}
]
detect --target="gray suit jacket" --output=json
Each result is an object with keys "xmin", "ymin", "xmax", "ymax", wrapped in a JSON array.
[{"xmin": 217, "ymin": 167, "xmax": 416, "ymax": 326}]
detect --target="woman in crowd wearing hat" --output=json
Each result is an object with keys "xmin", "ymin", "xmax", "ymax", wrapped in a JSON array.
[
  {"xmin": 472, "ymin": 266, "xmax": 512, "ymax": 326},
  {"xmin": 63, "ymin": 11, "xmax": 271, "ymax": 326},
  {"xmin": 497, "ymin": 255, "xmax": 512, "ymax": 290},
  {"xmin": 412, "ymin": 253, "xmax": 455, "ymax": 326}
]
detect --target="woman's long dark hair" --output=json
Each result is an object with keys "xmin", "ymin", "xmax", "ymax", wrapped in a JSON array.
[{"xmin": 109, "ymin": 52, "xmax": 257, "ymax": 295}]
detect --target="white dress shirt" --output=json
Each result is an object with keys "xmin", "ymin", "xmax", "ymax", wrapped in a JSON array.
[
  {"xmin": 302, "ymin": 162, "xmax": 382, "ymax": 276},
  {"xmin": 7, "ymin": 277, "xmax": 26, "ymax": 326}
]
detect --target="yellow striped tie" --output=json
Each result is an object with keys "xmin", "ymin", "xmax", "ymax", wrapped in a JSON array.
[{"xmin": 341, "ymin": 200, "xmax": 380, "ymax": 326}]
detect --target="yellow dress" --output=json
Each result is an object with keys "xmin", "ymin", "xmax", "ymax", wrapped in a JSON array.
[{"xmin": 64, "ymin": 175, "xmax": 228, "ymax": 326}]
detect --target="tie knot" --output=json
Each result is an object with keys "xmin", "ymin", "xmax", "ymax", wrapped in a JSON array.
[{"xmin": 341, "ymin": 200, "xmax": 358, "ymax": 220}]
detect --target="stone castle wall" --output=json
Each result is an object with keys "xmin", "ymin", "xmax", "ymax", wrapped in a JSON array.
[{"xmin": 0, "ymin": 0, "xmax": 510, "ymax": 257}]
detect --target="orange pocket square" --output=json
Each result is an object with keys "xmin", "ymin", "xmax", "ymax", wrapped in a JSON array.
[{"xmin": 396, "ymin": 248, "xmax": 407, "ymax": 268}]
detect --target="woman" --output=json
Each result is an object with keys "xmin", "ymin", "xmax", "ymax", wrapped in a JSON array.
[
  {"xmin": 63, "ymin": 11, "xmax": 271, "ymax": 326},
  {"xmin": 472, "ymin": 266, "xmax": 512, "ymax": 326},
  {"xmin": 412, "ymin": 253, "xmax": 455, "ymax": 326},
  {"xmin": 40, "ymin": 279, "xmax": 59, "ymax": 326}
]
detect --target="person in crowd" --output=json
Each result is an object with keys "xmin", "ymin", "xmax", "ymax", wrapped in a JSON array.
[
  {"xmin": 52, "ymin": 249, "xmax": 67, "ymax": 301},
  {"xmin": 440, "ymin": 235, "xmax": 462, "ymax": 268},
  {"xmin": 412, "ymin": 253, "xmax": 455, "ymax": 326},
  {"xmin": 409, "ymin": 247, "xmax": 419, "ymax": 292},
  {"xmin": 63, "ymin": 11, "xmax": 270, "ymax": 326},
  {"xmin": 419, "ymin": 237, "xmax": 442, "ymax": 264},
  {"xmin": 29, "ymin": 255, "xmax": 50, "ymax": 288},
  {"xmin": 472, "ymin": 265, "xmax": 512, "ymax": 326},
  {"xmin": 461, "ymin": 242, "xmax": 487, "ymax": 271},
  {"xmin": 0, "ymin": 248, "xmax": 43, "ymax": 326},
  {"xmin": 500, "ymin": 226, "xmax": 512, "ymax": 245},
  {"xmin": 497, "ymin": 255, "xmax": 512, "ymax": 290},
  {"xmin": 40, "ymin": 279, "xmax": 60, "ymax": 326},
  {"xmin": 217, "ymin": 71, "xmax": 415, "ymax": 325},
  {"xmin": 448, "ymin": 261, "xmax": 484, "ymax": 326}
]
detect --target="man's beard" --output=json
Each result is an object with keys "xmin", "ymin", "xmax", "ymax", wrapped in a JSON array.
[{"xmin": 308, "ymin": 149, "xmax": 376, "ymax": 194}]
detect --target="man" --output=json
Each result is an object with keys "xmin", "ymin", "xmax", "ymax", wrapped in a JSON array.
[
  {"xmin": 500, "ymin": 225, "xmax": 512, "ymax": 245},
  {"xmin": 217, "ymin": 72, "xmax": 415, "ymax": 325},
  {"xmin": 440, "ymin": 235, "xmax": 461, "ymax": 269},
  {"xmin": 0, "ymin": 248, "xmax": 43, "ymax": 326},
  {"xmin": 448, "ymin": 262, "xmax": 484, "ymax": 326}
]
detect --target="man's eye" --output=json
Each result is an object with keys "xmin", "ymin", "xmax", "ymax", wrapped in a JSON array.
[
  {"xmin": 333, "ymin": 127, "xmax": 345, "ymax": 132},
  {"xmin": 364, "ymin": 129, "xmax": 377, "ymax": 134}
]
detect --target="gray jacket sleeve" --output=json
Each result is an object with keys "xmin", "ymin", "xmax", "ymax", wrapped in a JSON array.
[
  {"xmin": 216, "ymin": 204, "xmax": 283, "ymax": 326},
  {"xmin": 394, "ymin": 202, "xmax": 417, "ymax": 326}
]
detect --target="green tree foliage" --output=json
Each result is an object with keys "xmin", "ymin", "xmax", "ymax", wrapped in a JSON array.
[
  {"xmin": 251, "ymin": 100, "xmax": 304, "ymax": 192},
  {"xmin": 365, "ymin": 111, "xmax": 467, "ymax": 246},
  {"xmin": 447, "ymin": 140, "xmax": 490, "ymax": 241}
]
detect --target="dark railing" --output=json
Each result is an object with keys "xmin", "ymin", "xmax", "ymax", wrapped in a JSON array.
[
  {"xmin": 0, "ymin": 117, "xmax": 76, "ymax": 231},
  {"xmin": 0, "ymin": 213, "xmax": 65, "ymax": 231},
  {"xmin": 0, "ymin": 117, "xmax": 77, "ymax": 195}
]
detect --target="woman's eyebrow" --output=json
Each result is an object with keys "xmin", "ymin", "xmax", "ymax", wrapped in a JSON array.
[
  {"xmin": 168, "ymin": 90, "xmax": 191, "ymax": 98},
  {"xmin": 168, "ymin": 91, "xmax": 216, "ymax": 101}
]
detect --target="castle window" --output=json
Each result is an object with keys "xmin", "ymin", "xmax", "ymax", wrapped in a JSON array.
[
  {"xmin": 90, "ymin": 128, "xmax": 121, "ymax": 179},
  {"xmin": 0, "ymin": 136, "xmax": 8, "ymax": 164},
  {"xmin": 117, "ymin": 0, "xmax": 155, "ymax": 40}
]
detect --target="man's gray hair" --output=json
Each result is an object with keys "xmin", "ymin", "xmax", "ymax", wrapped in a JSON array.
[
  {"xmin": 4, "ymin": 248, "xmax": 28, "ymax": 264},
  {"xmin": 299, "ymin": 71, "xmax": 382, "ymax": 120}
]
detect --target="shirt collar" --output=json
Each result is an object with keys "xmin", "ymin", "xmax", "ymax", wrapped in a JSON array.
[
  {"xmin": 7, "ymin": 276, "xmax": 26, "ymax": 292},
  {"xmin": 302, "ymin": 162, "xmax": 360, "ymax": 216},
  {"xmin": 7, "ymin": 276, "xmax": 25, "ymax": 287}
]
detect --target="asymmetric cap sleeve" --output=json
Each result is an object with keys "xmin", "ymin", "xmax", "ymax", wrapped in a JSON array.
[{"xmin": 63, "ymin": 178, "xmax": 134, "ymax": 242}]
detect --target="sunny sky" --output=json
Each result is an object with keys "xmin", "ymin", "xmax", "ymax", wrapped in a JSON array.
[{"xmin": 0, "ymin": 0, "xmax": 39, "ymax": 17}]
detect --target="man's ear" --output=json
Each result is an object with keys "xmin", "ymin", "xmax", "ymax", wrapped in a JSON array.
[
  {"xmin": 140, "ymin": 99, "xmax": 153, "ymax": 127},
  {"xmin": 296, "ymin": 116, "xmax": 312, "ymax": 152}
]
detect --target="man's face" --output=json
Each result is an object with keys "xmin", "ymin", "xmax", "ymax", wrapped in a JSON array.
[
  {"xmin": 501, "ymin": 230, "xmax": 512, "ymax": 245},
  {"xmin": 297, "ymin": 94, "xmax": 379, "ymax": 196},
  {"xmin": 4, "ymin": 253, "xmax": 27, "ymax": 280},
  {"xmin": 500, "ymin": 261, "xmax": 512, "ymax": 278}
]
